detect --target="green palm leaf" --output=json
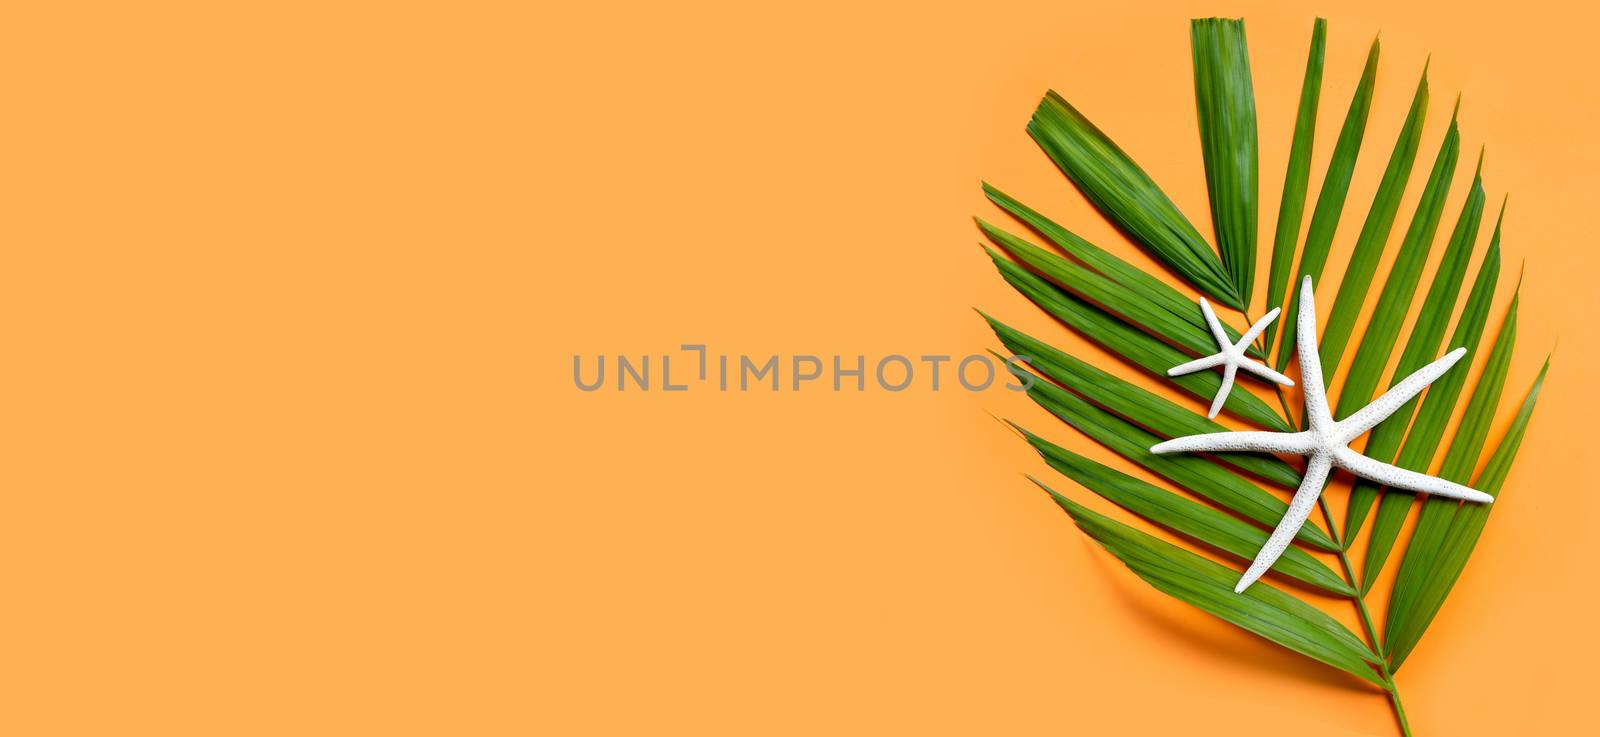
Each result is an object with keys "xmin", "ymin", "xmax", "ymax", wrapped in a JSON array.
[
  {"xmin": 1021, "ymin": 373, "xmax": 1337, "ymax": 551},
  {"xmin": 1272, "ymin": 38, "xmax": 1380, "ymax": 369},
  {"xmin": 1344, "ymin": 156, "xmax": 1486, "ymax": 542},
  {"xmin": 1385, "ymin": 290, "xmax": 1520, "ymax": 669},
  {"xmin": 980, "ymin": 220, "xmax": 1238, "ymax": 359},
  {"xmin": 1191, "ymin": 18, "xmax": 1259, "ymax": 305},
  {"xmin": 985, "ymin": 246, "xmax": 1287, "ymax": 429},
  {"xmin": 980, "ymin": 18, "xmax": 1545, "ymax": 735},
  {"xmin": 1263, "ymin": 17, "xmax": 1326, "ymax": 353},
  {"xmin": 1384, "ymin": 358, "xmax": 1548, "ymax": 669},
  {"xmin": 1028, "ymin": 91, "xmax": 1241, "ymax": 307},
  {"xmin": 984, "ymin": 314, "xmax": 1299, "ymax": 486},
  {"xmin": 1339, "ymin": 132, "xmax": 1467, "ymax": 539},
  {"xmin": 1359, "ymin": 209, "xmax": 1503, "ymax": 591},
  {"xmin": 1318, "ymin": 66, "xmax": 1430, "ymax": 374},
  {"xmin": 1047, "ymin": 491, "xmax": 1383, "ymax": 684},
  {"xmin": 1024, "ymin": 456, "xmax": 1349, "ymax": 595},
  {"xmin": 981, "ymin": 185, "xmax": 1266, "ymax": 358}
]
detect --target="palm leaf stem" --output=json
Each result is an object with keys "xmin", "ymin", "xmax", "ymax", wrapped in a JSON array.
[
  {"xmin": 1319, "ymin": 497, "xmax": 1411, "ymax": 736},
  {"xmin": 1269, "ymin": 382, "xmax": 1412, "ymax": 737}
]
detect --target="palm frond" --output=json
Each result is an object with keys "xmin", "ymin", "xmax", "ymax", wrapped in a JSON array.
[{"xmin": 979, "ymin": 18, "xmax": 1546, "ymax": 734}]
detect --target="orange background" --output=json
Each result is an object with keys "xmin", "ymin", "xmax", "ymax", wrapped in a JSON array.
[{"xmin": 2, "ymin": 1, "xmax": 1597, "ymax": 734}]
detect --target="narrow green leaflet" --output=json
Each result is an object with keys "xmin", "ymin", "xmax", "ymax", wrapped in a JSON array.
[
  {"xmin": 1340, "ymin": 122, "xmax": 1465, "ymax": 540},
  {"xmin": 1191, "ymin": 18, "xmax": 1259, "ymax": 305},
  {"xmin": 1386, "ymin": 359, "xmax": 1547, "ymax": 670},
  {"xmin": 1274, "ymin": 38, "xmax": 1381, "ymax": 370},
  {"xmin": 1346, "ymin": 157, "xmax": 1485, "ymax": 544},
  {"xmin": 1028, "ymin": 91, "xmax": 1242, "ymax": 308},
  {"xmin": 1048, "ymin": 492, "xmax": 1382, "ymax": 683},
  {"xmin": 1022, "ymin": 377, "xmax": 1338, "ymax": 551},
  {"xmin": 1264, "ymin": 17, "xmax": 1326, "ymax": 352},
  {"xmin": 1023, "ymin": 442, "xmax": 1347, "ymax": 594},
  {"xmin": 1318, "ymin": 67, "xmax": 1429, "ymax": 374},
  {"xmin": 981, "ymin": 185, "xmax": 1263, "ymax": 357},
  {"xmin": 1359, "ymin": 212, "xmax": 1503, "ymax": 591},
  {"xmin": 1380, "ymin": 154, "xmax": 1487, "ymax": 400},
  {"xmin": 1396, "ymin": 235, "xmax": 1505, "ymax": 472},
  {"xmin": 986, "ymin": 247, "xmax": 1289, "ymax": 429},
  {"xmin": 985, "ymin": 315, "xmax": 1300, "ymax": 487},
  {"xmin": 1386, "ymin": 292, "xmax": 1519, "ymax": 669},
  {"xmin": 980, "ymin": 220, "xmax": 1231, "ymax": 358}
]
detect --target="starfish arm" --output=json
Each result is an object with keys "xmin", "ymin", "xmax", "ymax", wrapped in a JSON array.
[
  {"xmin": 1294, "ymin": 275, "xmax": 1333, "ymax": 430},
  {"xmin": 1332, "ymin": 448, "xmax": 1494, "ymax": 503},
  {"xmin": 1235, "ymin": 453, "xmax": 1334, "ymax": 592},
  {"xmin": 1151, "ymin": 430, "xmax": 1313, "ymax": 455},
  {"xmin": 1207, "ymin": 363, "xmax": 1237, "ymax": 419},
  {"xmin": 1337, "ymin": 348, "xmax": 1469, "ymax": 440},
  {"xmin": 1237, "ymin": 306, "xmax": 1281, "ymax": 347},
  {"xmin": 1167, "ymin": 353, "xmax": 1226, "ymax": 376},
  {"xmin": 1237, "ymin": 359, "xmax": 1295, "ymax": 387},
  {"xmin": 1199, "ymin": 297, "xmax": 1229, "ymax": 345}
]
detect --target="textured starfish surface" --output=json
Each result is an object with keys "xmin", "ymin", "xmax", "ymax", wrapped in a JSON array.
[
  {"xmin": 1168, "ymin": 298, "xmax": 1294, "ymax": 418},
  {"xmin": 1152, "ymin": 276, "xmax": 1494, "ymax": 593}
]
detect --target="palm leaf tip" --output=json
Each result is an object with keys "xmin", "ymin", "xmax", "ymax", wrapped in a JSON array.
[
  {"xmin": 1272, "ymin": 36, "xmax": 1381, "ymax": 371},
  {"xmin": 1264, "ymin": 17, "xmax": 1327, "ymax": 353},
  {"xmin": 977, "ymin": 188, "xmax": 1272, "ymax": 359},
  {"xmin": 1190, "ymin": 17, "xmax": 1259, "ymax": 306},
  {"xmin": 1026, "ymin": 91, "xmax": 1242, "ymax": 308},
  {"xmin": 1317, "ymin": 63, "xmax": 1431, "ymax": 374}
]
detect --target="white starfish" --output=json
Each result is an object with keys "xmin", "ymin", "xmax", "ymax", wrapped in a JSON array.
[
  {"xmin": 1151, "ymin": 276, "xmax": 1493, "ymax": 593},
  {"xmin": 1168, "ymin": 298, "xmax": 1295, "ymax": 419}
]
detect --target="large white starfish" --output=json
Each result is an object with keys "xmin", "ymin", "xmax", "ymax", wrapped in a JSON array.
[
  {"xmin": 1152, "ymin": 276, "xmax": 1494, "ymax": 593},
  {"xmin": 1168, "ymin": 298, "xmax": 1295, "ymax": 418}
]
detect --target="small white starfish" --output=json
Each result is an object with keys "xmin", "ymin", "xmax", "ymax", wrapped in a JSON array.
[
  {"xmin": 1168, "ymin": 298, "xmax": 1295, "ymax": 419},
  {"xmin": 1152, "ymin": 276, "xmax": 1493, "ymax": 593}
]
